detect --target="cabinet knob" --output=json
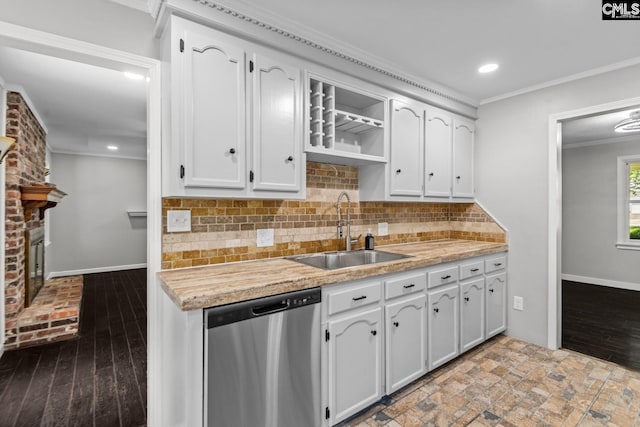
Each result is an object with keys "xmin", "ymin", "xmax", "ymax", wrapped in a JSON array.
[
  {"xmin": 393, "ymin": 321, "xmax": 399, "ymax": 327},
  {"xmin": 229, "ymin": 148, "xmax": 236, "ymax": 154},
  {"xmin": 456, "ymin": 175, "xmax": 461, "ymax": 180},
  {"xmin": 371, "ymin": 330, "xmax": 377, "ymax": 336},
  {"xmin": 464, "ymin": 297, "xmax": 470, "ymax": 302},
  {"xmin": 396, "ymin": 169, "xmax": 402, "ymax": 174},
  {"xmin": 433, "ymin": 308, "xmax": 439, "ymax": 313},
  {"xmin": 489, "ymin": 288, "xmax": 494, "ymax": 293},
  {"xmin": 429, "ymin": 172, "xmax": 434, "ymax": 177},
  {"xmin": 286, "ymin": 155, "xmax": 294, "ymax": 162}
]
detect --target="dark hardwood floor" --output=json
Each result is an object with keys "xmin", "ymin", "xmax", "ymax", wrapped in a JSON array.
[
  {"xmin": 562, "ymin": 280, "xmax": 640, "ymax": 371},
  {"xmin": 0, "ymin": 269, "xmax": 147, "ymax": 427}
]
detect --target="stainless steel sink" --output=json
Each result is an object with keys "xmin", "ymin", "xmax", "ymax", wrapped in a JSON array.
[{"xmin": 287, "ymin": 250, "xmax": 412, "ymax": 270}]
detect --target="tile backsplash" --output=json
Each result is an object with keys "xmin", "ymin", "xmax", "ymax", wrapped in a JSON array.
[{"xmin": 161, "ymin": 162, "xmax": 505, "ymax": 270}]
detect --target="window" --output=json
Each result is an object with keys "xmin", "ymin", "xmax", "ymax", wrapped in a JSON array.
[{"xmin": 617, "ymin": 155, "xmax": 640, "ymax": 250}]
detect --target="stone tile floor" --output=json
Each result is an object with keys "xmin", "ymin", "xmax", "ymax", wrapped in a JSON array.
[{"xmin": 341, "ymin": 335, "xmax": 640, "ymax": 427}]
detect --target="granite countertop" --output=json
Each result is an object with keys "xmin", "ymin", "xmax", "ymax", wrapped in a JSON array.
[{"xmin": 157, "ymin": 239, "xmax": 508, "ymax": 311}]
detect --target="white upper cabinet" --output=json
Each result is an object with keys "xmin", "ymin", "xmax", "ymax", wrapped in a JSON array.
[
  {"xmin": 181, "ymin": 30, "xmax": 246, "ymax": 190},
  {"xmin": 389, "ymin": 100, "xmax": 424, "ymax": 196},
  {"xmin": 424, "ymin": 107, "xmax": 453, "ymax": 197},
  {"xmin": 452, "ymin": 118, "xmax": 475, "ymax": 198},
  {"xmin": 251, "ymin": 53, "xmax": 302, "ymax": 193},
  {"xmin": 164, "ymin": 17, "xmax": 304, "ymax": 198}
]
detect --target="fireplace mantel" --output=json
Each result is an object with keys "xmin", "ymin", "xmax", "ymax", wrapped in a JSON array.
[{"xmin": 20, "ymin": 183, "xmax": 67, "ymax": 220}]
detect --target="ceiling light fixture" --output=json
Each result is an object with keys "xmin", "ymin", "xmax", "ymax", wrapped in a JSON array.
[
  {"xmin": 478, "ymin": 63, "xmax": 499, "ymax": 74},
  {"xmin": 614, "ymin": 110, "xmax": 640, "ymax": 133},
  {"xmin": 107, "ymin": 145, "xmax": 119, "ymax": 151},
  {"xmin": 123, "ymin": 72, "xmax": 145, "ymax": 80}
]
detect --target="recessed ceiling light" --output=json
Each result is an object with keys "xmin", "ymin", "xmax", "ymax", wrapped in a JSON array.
[
  {"xmin": 107, "ymin": 145, "xmax": 119, "ymax": 151},
  {"xmin": 478, "ymin": 63, "xmax": 499, "ymax": 74},
  {"xmin": 123, "ymin": 72, "xmax": 145, "ymax": 80}
]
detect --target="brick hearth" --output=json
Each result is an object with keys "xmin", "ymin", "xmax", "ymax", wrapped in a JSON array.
[{"xmin": 4, "ymin": 275, "xmax": 82, "ymax": 350}]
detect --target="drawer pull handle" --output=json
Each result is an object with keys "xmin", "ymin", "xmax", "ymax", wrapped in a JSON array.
[
  {"xmin": 352, "ymin": 295, "xmax": 367, "ymax": 301},
  {"xmin": 464, "ymin": 297, "xmax": 470, "ymax": 302},
  {"xmin": 403, "ymin": 284, "xmax": 415, "ymax": 289},
  {"xmin": 494, "ymin": 263, "xmax": 502, "ymax": 267},
  {"xmin": 441, "ymin": 275, "xmax": 451, "ymax": 280},
  {"xmin": 433, "ymin": 308, "xmax": 439, "ymax": 313},
  {"xmin": 371, "ymin": 330, "xmax": 377, "ymax": 336},
  {"xmin": 393, "ymin": 321, "xmax": 399, "ymax": 327},
  {"xmin": 489, "ymin": 288, "xmax": 494, "ymax": 293},
  {"xmin": 470, "ymin": 268, "xmax": 479, "ymax": 272}
]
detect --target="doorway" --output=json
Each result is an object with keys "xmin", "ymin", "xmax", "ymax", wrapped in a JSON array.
[
  {"xmin": 547, "ymin": 97, "xmax": 640, "ymax": 353},
  {"xmin": 0, "ymin": 24, "xmax": 162, "ymax": 425}
]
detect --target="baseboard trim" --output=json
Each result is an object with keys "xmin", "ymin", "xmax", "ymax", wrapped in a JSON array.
[
  {"xmin": 561, "ymin": 274, "xmax": 640, "ymax": 292},
  {"xmin": 48, "ymin": 263, "xmax": 147, "ymax": 279}
]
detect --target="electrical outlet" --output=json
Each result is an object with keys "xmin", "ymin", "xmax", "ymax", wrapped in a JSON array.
[
  {"xmin": 257, "ymin": 228, "xmax": 274, "ymax": 247},
  {"xmin": 378, "ymin": 222, "xmax": 389, "ymax": 236},
  {"xmin": 513, "ymin": 296, "xmax": 524, "ymax": 311},
  {"xmin": 167, "ymin": 210, "xmax": 191, "ymax": 232}
]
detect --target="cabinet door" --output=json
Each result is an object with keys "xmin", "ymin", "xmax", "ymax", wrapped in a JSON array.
[
  {"xmin": 385, "ymin": 294, "xmax": 426, "ymax": 394},
  {"xmin": 452, "ymin": 118, "xmax": 474, "ymax": 198},
  {"xmin": 427, "ymin": 285, "xmax": 459, "ymax": 370},
  {"xmin": 328, "ymin": 307, "xmax": 383, "ymax": 425},
  {"xmin": 182, "ymin": 30, "xmax": 246, "ymax": 189},
  {"xmin": 424, "ymin": 108, "xmax": 452, "ymax": 197},
  {"xmin": 486, "ymin": 272, "xmax": 507, "ymax": 338},
  {"xmin": 251, "ymin": 53, "xmax": 302, "ymax": 192},
  {"xmin": 389, "ymin": 100, "xmax": 423, "ymax": 196},
  {"xmin": 460, "ymin": 278, "xmax": 485, "ymax": 353}
]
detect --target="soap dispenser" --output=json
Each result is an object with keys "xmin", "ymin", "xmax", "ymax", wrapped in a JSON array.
[{"xmin": 365, "ymin": 228, "xmax": 375, "ymax": 250}]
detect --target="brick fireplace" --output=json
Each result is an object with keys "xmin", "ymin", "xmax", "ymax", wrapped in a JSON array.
[{"xmin": 4, "ymin": 92, "xmax": 76, "ymax": 349}]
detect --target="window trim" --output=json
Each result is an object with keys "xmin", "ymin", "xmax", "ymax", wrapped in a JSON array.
[{"xmin": 617, "ymin": 155, "xmax": 640, "ymax": 250}]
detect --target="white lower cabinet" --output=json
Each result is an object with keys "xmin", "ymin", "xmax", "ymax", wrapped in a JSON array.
[
  {"xmin": 385, "ymin": 294, "xmax": 426, "ymax": 394},
  {"xmin": 322, "ymin": 252, "xmax": 507, "ymax": 426},
  {"xmin": 459, "ymin": 277, "xmax": 485, "ymax": 353},
  {"xmin": 427, "ymin": 284, "xmax": 459, "ymax": 370},
  {"xmin": 327, "ymin": 306, "xmax": 383, "ymax": 425},
  {"xmin": 486, "ymin": 272, "xmax": 507, "ymax": 338}
]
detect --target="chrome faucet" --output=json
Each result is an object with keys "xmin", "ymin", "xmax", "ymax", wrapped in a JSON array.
[{"xmin": 336, "ymin": 191, "xmax": 361, "ymax": 251}]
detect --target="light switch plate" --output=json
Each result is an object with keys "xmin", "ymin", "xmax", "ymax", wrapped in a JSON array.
[
  {"xmin": 513, "ymin": 296, "xmax": 524, "ymax": 311},
  {"xmin": 378, "ymin": 222, "xmax": 389, "ymax": 236},
  {"xmin": 167, "ymin": 210, "xmax": 191, "ymax": 232},
  {"xmin": 257, "ymin": 228, "xmax": 274, "ymax": 247}
]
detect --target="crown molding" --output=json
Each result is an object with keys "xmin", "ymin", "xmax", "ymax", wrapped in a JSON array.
[
  {"xmin": 161, "ymin": 0, "xmax": 478, "ymax": 112},
  {"xmin": 480, "ymin": 56, "xmax": 640, "ymax": 106},
  {"xmin": 562, "ymin": 133, "xmax": 640, "ymax": 150}
]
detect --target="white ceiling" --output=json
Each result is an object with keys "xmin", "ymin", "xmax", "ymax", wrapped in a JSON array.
[
  {"xmin": 229, "ymin": 0, "xmax": 640, "ymax": 104},
  {"xmin": 562, "ymin": 108, "xmax": 640, "ymax": 146},
  {"xmin": 0, "ymin": 46, "xmax": 147, "ymax": 159},
  {"xmin": 2, "ymin": 1, "xmax": 640, "ymax": 158}
]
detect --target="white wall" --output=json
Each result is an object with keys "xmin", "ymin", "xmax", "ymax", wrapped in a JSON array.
[
  {"xmin": 0, "ymin": 0, "xmax": 158, "ymax": 59},
  {"xmin": 476, "ymin": 63, "xmax": 640, "ymax": 347},
  {"xmin": 48, "ymin": 153, "xmax": 147, "ymax": 276},
  {"xmin": 562, "ymin": 139, "xmax": 640, "ymax": 288}
]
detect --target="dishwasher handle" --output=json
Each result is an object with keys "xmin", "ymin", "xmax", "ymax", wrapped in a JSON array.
[
  {"xmin": 252, "ymin": 299, "xmax": 290, "ymax": 316},
  {"xmin": 206, "ymin": 287, "xmax": 321, "ymax": 329}
]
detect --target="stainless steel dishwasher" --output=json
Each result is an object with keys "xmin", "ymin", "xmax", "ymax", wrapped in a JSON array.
[{"xmin": 204, "ymin": 287, "xmax": 322, "ymax": 427}]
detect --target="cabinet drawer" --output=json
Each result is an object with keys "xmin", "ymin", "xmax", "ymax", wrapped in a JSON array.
[
  {"xmin": 485, "ymin": 255, "xmax": 507, "ymax": 273},
  {"xmin": 327, "ymin": 282, "xmax": 381, "ymax": 316},
  {"xmin": 385, "ymin": 272, "xmax": 427, "ymax": 300},
  {"xmin": 459, "ymin": 260, "xmax": 484, "ymax": 280},
  {"xmin": 427, "ymin": 266, "xmax": 458, "ymax": 288}
]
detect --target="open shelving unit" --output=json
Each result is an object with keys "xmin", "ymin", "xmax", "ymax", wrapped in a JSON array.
[{"xmin": 307, "ymin": 77, "xmax": 387, "ymax": 165}]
